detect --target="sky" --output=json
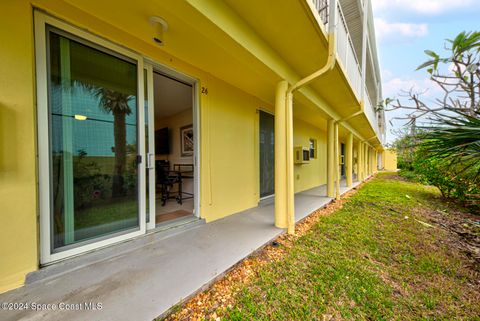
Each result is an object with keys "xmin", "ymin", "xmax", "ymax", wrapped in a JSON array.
[{"xmin": 370, "ymin": 0, "xmax": 480, "ymax": 143}]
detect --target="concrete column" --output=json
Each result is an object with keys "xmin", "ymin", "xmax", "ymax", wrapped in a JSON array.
[
  {"xmin": 345, "ymin": 132, "xmax": 353, "ymax": 187},
  {"xmin": 286, "ymin": 92, "xmax": 295, "ymax": 234},
  {"xmin": 357, "ymin": 140, "xmax": 363, "ymax": 181},
  {"xmin": 274, "ymin": 81, "xmax": 288, "ymax": 228},
  {"xmin": 334, "ymin": 122, "xmax": 340, "ymax": 200},
  {"xmin": 327, "ymin": 119, "xmax": 335, "ymax": 197},
  {"xmin": 374, "ymin": 150, "xmax": 378, "ymax": 173}
]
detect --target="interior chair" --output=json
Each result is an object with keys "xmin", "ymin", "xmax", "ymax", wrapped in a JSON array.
[{"xmin": 156, "ymin": 161, "xmax": 183, "ymax": 206}]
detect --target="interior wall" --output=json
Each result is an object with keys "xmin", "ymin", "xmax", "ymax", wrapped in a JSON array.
[
  {"xmin": 155, "ymin": 109, "xmax": 194, "ymax": 166},
  {"xmin": 155, "ymin": 109, "xmax": 194, "ymax": 194}
]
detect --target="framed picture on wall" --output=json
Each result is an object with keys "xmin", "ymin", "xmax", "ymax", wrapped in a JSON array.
[{"xmin": 180, "ymin": 124, "xmax": 194, "ymax": 157}]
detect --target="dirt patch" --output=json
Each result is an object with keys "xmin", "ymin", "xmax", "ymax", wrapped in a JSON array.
[{"xmin": 413, "ymin": 206, "xmax": 480, "ymax": 269}]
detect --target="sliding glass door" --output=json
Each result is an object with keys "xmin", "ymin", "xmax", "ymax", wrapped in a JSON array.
[{"xmin": 36, "ymin": 12, "xmax": 146, "ymax": 263}]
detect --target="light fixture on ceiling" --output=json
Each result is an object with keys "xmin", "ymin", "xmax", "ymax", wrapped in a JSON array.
[
  {"xmin": 74, "ymin": 114, "xmax": 87, "ymax": 121},
  {"xmin": 149, "ymin": 16, "xmax": 168, "ymax": 46}
]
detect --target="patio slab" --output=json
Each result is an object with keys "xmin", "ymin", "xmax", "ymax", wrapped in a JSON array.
[{"xmin": 0, "ymin": 180, "xmax": 362, "ymax": 321}]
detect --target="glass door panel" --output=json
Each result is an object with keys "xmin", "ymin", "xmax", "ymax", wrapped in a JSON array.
[
  {"xmin": 47, "ymin": 29, "xmax": 140, "ymax": 251},
  {"xmin": 259, "ymin": 111, "xmax": 275, "ymax": 198}
]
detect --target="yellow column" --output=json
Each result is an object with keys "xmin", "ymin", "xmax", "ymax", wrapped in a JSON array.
[
  {"xmin": 370, "ymin": 148, "xmax": 373, "ymax": 174},
  {"xmin": 381, "ymin": 150, "xmax": 385, "ymax": 170},
  {"xmin": 367, "ymin": 146, "xmax": 372, "ymax": 176},
  {"xmin": 357, "ymin": 140, "xmax": 363, "ymax": 182},
  {"xmin": 274, "ymin": 81, "xmax": 288, "ymax": 228},
  {"xmin": 286, "ymin": 92, "xmax": 295, "ymax": 234},
  {"xmin": 327, "ymin": 119, "xmax": 335, "ymax": 197},
  {"xmin": 364, "ymin": 143, "xmax": 369, "ymax": 178},
  {"xmin": 345, "ymin": 132, "xmax": 353, "ymax": 187},
  {"xmin": 371, "ymin": 149, "xmax": 374, "ymax": 174},
  {"xmin": 334, "ymin": 122, "xmax": 340, "ymax": 200},
  {"xmin": 374, "ymin": 150, "xmax": 378, "ymax": 173}
]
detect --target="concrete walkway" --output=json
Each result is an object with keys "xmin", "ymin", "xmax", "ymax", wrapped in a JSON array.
[{"xmin": 0, "ymin": 180, "xmax": 361, "ymax": 321}]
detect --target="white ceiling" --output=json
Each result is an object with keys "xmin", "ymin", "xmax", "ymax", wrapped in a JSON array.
[{"xmin": 153, "ymin": 72, "xmax": 192, "ymax": 119}]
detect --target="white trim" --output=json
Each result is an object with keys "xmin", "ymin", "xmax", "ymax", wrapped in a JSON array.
[
  {"xmin": 259, "ymin": 194, "xmax": 275, "ymax": 201},
  {"xmin": 34, "ymin": 11, "xmax": 146, "ymax": 264},
  {"xmin": 145, "ymin": 64, "xmax": 157, "ymax": 230},
  {"xmin": 35, "ymin": 11, "xmax": 51, "ymax": 265},
  {"xmin": 192, "ymin": 81, "xmax": 201, "ymax": 219}
]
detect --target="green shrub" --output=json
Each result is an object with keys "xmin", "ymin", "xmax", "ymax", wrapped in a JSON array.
[{"xmin": 412, "ymin": 150, "xmax": 480, "ymax": 208}]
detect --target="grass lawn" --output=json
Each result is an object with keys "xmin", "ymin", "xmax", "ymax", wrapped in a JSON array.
[{"xmin": 163, "ymin": 173, "xmax": 480, "ymax": 320}]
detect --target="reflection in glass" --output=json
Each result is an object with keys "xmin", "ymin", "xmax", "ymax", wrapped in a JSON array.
[
  {"xmin": 48, "ymin": 30, "xmax": 139, "ymax": 250},
  {"xmin": 144, "ymin": 69, "xmax": 150, "ymax": 224},
  {"xmin": 259, "ymin": 111, "xmax": 275, "ymax": 197}
]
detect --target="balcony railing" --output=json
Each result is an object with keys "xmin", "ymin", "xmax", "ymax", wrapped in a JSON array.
[
  {"xmin": 311, "ymin": 0, "xmax": 384, "ymax": 144},
  {"xmin": 335, "ymin": 3, "xmax": 362, "ymax": 100},
  {"xmin": 312, "ymin": 0, "xmax": 328, "ymax": 25},
  {"xmin": 363, "ymin": 87, "xmax": 382, "ymax": 141}
]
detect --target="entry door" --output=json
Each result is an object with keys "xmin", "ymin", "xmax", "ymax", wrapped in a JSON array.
[
  {"xmin": 259, "ymin": 111, "xmax": 275, "ymax": 198},
  {"xmin": 143, "ymin": 62, "xmax": 199, "ymax": 228}
]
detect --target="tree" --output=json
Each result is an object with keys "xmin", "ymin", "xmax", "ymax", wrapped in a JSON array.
[
  {"xmin": 385, "ymin": 31, "xmax": 480, "ymax": 124},
  {"xmin": 95, "ymin": 89, "xmax": 133, "ymax": 198},
  {"xmin": 383, "ymin": 31, "xmax": 480, "ymax": 206}
]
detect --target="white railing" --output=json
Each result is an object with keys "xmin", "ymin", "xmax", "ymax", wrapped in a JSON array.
[
  {"xmin": 335, "ymin": 3, "xmax": 362, "ymax": 99},
  {"xmin": 312, "ymin": 0, "xmax": 329, "ymax": 25},
  {"xmin": 311, "ymin": 0, "xmax": 384, "ymax": 144},
  {"xmin": 363, "ymin": 87, "xmax": 383, "ymax": 142}
]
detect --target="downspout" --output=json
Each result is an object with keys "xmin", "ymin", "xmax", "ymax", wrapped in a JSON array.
[{"xmin": 284, "ymin": 0, "xmax": 338, "ymax": 234}]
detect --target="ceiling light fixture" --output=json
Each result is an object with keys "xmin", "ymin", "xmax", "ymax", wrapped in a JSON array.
[{"xmin": 149, "ymin": 16, "xmax": 169, "ymax": 46}]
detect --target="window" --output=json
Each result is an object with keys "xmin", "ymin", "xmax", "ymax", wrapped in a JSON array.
[{"xmin": 309, "ymin": 138, "xmax": 317, "ymax": 159}]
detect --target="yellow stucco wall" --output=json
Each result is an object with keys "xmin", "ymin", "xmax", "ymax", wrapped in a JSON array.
[
  {"xmin": 200, "ymin": 76, "xmax": 271, "ymax": 222},
  {"xmin": 0, "ymin": 1, "xmax": 39, "ymax": 294},
  {"xmin": 384, "ymin": 149, "xmax": 398, "ymax": 171},
  {"xmin": 293, "ymin": 119, "xmax": 327, "ymax": 193},
  {"xmin": 0, "ymin": 0, "xmax": 283, "ymax": 291},
  {"xmin": 0, "ymin": 0, "xmax": 341, "ymax": 293}
]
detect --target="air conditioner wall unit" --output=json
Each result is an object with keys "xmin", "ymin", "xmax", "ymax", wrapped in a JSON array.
[{"xmin": 294, "ymin": 146, "xmax": 310, "ymax": 164}]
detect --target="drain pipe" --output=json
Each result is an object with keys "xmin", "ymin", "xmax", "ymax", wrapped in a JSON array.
[{"xmin": 284, "ymin": 0, "xmax": 338, "ymax": 234}]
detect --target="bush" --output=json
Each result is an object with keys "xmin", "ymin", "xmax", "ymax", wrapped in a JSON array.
[
  {"xmin": 412, "ymin": 150, "xmax": 480, "ymax": 208},
  {"xmin": 73, "ymin": 151, "xmax": 111, "ymax": 209}
]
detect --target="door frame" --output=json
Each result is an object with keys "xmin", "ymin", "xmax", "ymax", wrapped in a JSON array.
[
  {"xmin": 143, "ymin": 59, "xmax": 201, "ymax": 230},
  {"xmin": 35, "ymin": 11, "xmax": 146, "ymax": 264}
]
